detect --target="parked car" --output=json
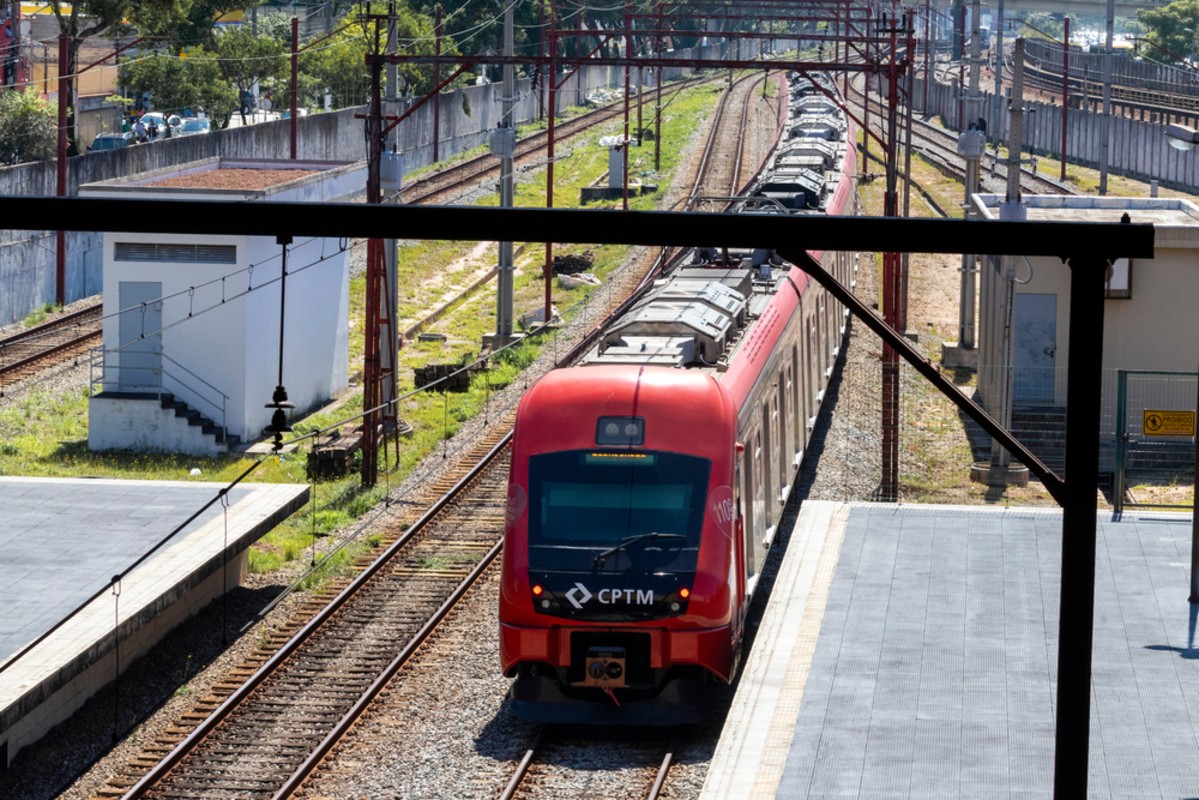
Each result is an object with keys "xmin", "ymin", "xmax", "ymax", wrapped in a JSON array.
[
  {"xmin": 137, "ymin": 112, "xmax": 183, "ymax": 141},
  {"xmin": 177, "ymin": 118, "xmax": 212, "ymax": 136},
  {"xmin": 90, "ymin": 132, "xmax": 132, "ymax": 151}
]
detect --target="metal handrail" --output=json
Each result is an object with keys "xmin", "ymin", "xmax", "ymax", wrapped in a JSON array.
[{"xmin": 89, "ymin": 346, "xmax": 230, "ymax": 442}]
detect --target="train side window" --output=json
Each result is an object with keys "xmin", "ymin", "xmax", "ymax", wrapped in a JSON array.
[
  {"xmin": 791, "ymin": 345, "xmax": 805, "ymax": 449},
  {"xmin": 743, "ymin": 437, "xmax": 757, "ymax": 578},
  {"xmin": 810, "ymin": 316, "xmax": 821, "ymax": 405},
  {"xmin": 771, "ymin": 393, "xmax": 780, "ymax": 456},
  {"xmin": 760, "ymin": 402, "xmax": 773, "ymax": 529}
]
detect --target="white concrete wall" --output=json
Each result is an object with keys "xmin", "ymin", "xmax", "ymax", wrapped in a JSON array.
[
  {"xmin": 917, "ymin": 75, "xmax": 1199, "ymax": 193},
  {"xmin": 96, "ymin": 230, "xmax": 349, "ymax": 446},
  {"xmin": 88, "ymin": 396, "xmax": 225, "ymax": 455},
  {"xmin": 241, "ymin": 235, "xmax": 350, "ymax": 441}
]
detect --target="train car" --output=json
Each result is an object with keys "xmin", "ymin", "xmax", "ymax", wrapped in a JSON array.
[{"xmin": 498, "ymin": 72, "xmax": 858, "ymax": 724}]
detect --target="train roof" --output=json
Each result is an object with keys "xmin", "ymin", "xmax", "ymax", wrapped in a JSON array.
[
  {"xmin": 571, "ymin": 70, "xmax": 851, "ymax": 408},
  {"xmin": 516, "ymin": 363, "xmax": 734, "ymax": 449}
]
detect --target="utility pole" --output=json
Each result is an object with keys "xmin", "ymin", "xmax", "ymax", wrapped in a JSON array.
[
  {"xmin": 990, "ymin": 0, "xmax": 1005, "ymax": 153},
  {"xmin": 290, "ymin": 17, "xmax": 298, "ymax": 159},
  {"xmin": 954, "ymin": 0, "xmax": 985, "ymax": 353},
  {"xmin": 489, "ymin": 0, "xmax": 518, "ymax": 345},
  {"xmin": 880, "ymin": 11, "xmax": 904, "ymax": 502},
  {"xmin": 360, "ymin": 6, "xmax": 398, "ymax": 487},
  {"xmin": 992, "ymin": 37, "xmax": 1028, "ymax": 478},
  {"xmin": 1098, "ymin": 0, "xmax": 1115, "ymax": 194},
  {"xmin": 381, "ymin": 4, "xmax": 399, "ymax": 423}
]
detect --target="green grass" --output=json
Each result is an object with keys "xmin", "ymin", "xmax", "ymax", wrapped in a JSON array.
[{"xmin": 22, "ymin": 303, "xmax": 61, "ymax": 327}]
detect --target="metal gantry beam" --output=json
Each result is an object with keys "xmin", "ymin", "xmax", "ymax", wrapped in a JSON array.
[{"xmin": 6, "ymin": 199, "xmax": 1152, "ymax": 258}]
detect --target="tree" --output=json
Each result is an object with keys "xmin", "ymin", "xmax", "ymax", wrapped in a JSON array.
[
  {"xmin": 51, "ymin": 0, "xmax": 246, "ymax": 153},
  {"xmin": 298, "ymin": 24, "xmax": 371, "ymax": 109},
  {"xmin": 119, "ymin": 50, "xmax": 238, "ymax": 127},
  {"xmin": 299, "ymin": 3, "xmax": 462, "ymax": 110},
  {"xmin": 408, "ymin": 0, "xmax": 544, "ymax": 58},
  {"xmin": 151, "ymin": 0, "xmax": 249, "ymax": 51},
  {"xmin": 1137, "ymin": 0, "xmax": 1199, "ymax": 65},
  {"xmin": 50, "ymin": 0, "xmax": 169, "ymax": 155},
  {"xmin": 212, "ymin": 26, "xmax": 287, "ymax": 124},
  {"xmin": 0, "ymin": 88, "xmax": 57, "ymax": 164}
]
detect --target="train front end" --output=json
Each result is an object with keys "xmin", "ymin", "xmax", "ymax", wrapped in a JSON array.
[{"xmin": 499, "ymin": 366, "xmax": 741, "ymax": 724}]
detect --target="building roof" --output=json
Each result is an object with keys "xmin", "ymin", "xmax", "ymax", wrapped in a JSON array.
[
  {"xmin": 972, "ymin": 194, "xmax": 1199, "ymax": 249},
  {"xmin": 78, "ymin": 158, "xmax": 366, "ymax": 204},
  {"xmin": 143, "ymin": 168, "xmax": 317, "ymax": 191}
]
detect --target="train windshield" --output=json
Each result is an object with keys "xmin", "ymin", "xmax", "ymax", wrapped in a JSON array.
[{"xmin": 527, "ymin": 450, "xmax": 710, "ymax": 573}]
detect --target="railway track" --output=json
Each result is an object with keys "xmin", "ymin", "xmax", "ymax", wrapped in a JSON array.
[
  {"xmin": 499, "ymin": 728, "xmax": 682, "ymax": 800},
  {"xmin": 687, "ymin": 72, "xmax": 781, "ymax": 206},
  {"xmin": 0, "ymin": 305, "xmax": 102, "ymax": 393},
  {"xmin": 103, "ymin": 420, "xmax": 514, "ymax": 800},
  {"xmin": 400, "ymin": 74, "xmax": 713, "ymax": 206},
  {"xmin": 84, "ymin": 68, "xmax": 788, "ymax": 800},
  {"xmin": 1021, "ymin": 58, "xmax": 1199, "ymax": 120},
  {"xmin": 855, "ymin": 88, "xmax": 1075, "ymax": 202}
]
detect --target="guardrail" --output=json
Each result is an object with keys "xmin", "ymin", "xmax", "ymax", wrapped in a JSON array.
[{"xmin": 89, "ymin": 346, "xmax": 230, "ymax": 442}]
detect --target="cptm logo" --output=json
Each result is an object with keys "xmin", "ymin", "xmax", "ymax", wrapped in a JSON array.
[{"xmin": 565, "ymin": 582, "xmax": 654, "ymax": 610}]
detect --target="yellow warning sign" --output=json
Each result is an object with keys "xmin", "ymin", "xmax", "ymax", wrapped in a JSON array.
[{"xmin": 1142, "ymin": 410, "xmax": 1195, "ymax": 437}]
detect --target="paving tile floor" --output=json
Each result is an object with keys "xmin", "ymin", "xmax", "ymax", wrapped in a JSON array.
[{"xmin": 775, "ymin": 504, "xmax": 1199, "ymax": 799}]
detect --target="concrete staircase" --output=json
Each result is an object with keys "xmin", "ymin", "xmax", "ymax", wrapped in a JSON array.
[
  {"xmin": 159, "ymin": 393, "xmax": 240, "ymax": 451},
  {"xmin": 963, "ymin": 405, "xmax": 1067, "ymax": 474}
]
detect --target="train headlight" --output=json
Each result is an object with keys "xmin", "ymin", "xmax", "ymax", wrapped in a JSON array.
[
  {"xmin": 670, "ymin": 602, "xmax": 680, "ymax": 612},
  {"xmin": 679, "ymin": 587, "xmax": 690, "ymax": 599},
  {"xmin": 532, "ymin": 584, "xmax": 543, "ymax": 596},
  {"xmin": 596, "ymin": 415, "xmax": 644, "ymax": 445}
]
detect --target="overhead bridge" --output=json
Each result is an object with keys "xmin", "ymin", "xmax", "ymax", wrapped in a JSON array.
[{"xmin": 975, "ymin": 0, "xmax": 1166, "ymax": 19}]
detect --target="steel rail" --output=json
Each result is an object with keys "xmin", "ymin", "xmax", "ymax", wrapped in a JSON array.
[
  {"xmin": 0, "ymin": 328, "xmax": 100, "ymax": 379},
  {"xmin": 0, "ymin": 304, "xmax": 100, "ymax": 347},
  {"xmin": 646, "ymin": 731, "xmax": 681, "ymax": 800},
  {"xmin": 274, "ymin": 537, "xmax": 506, "ymax": 798},
  {"xmin": 498, "ymin": 728, "xmax": 545, "ymax": 800},
  {"xmin": 401, "ymin": 73, "xmax": 713, "ymax": 205},
  {"xmin": 729, "ymin": 77, "xmax": 755, "ymax": 196},
  {"xmin": 119, "ymin": 431, "xmax": 514, "ymax": 799},
  {"xmin": 686, "ymin": 73, "xmax": 750, "ymax": 208}
]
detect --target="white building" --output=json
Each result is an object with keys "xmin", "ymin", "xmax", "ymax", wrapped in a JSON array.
[
  {"xmin": 82, "ymin": 158, "xmax": 364, "ymax": 455},
  {"xmin": 973, "ymin": 194, "xmax": 1199, "ymax": 477}
]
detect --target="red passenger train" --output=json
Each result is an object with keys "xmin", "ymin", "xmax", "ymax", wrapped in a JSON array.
[{"xmin": 499, "ymin": 73, "xmax": 859, "ymax": 724}]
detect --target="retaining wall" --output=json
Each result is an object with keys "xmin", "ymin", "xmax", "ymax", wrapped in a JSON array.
[{"xmin": 914, "ymin": 73, "xmax": 1199, "ymax": 195}]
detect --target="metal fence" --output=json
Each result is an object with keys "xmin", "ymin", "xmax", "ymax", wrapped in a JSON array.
[{"xmin": 1114, "ymin": 370, "xmax": 1197, "ymax": 513}]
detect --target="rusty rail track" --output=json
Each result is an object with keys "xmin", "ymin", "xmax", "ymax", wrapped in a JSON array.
[
  {"xmin": 855, "ymin": 88, "xmax": 1076, "ymax": 200},
  {"xmin": 498, "ymin": 728, "xmax": 682, "ymax": 800},
  {"xmin": 113, "ymin": 423, "xmax": 514, "ymax": 800},
  {"xmin": 0, "ymin": 304, "xmax": 102, "ymax": 392},
  {"xmin": 401, "ymin": 75, "xmax": 712, "ymax": 206}
]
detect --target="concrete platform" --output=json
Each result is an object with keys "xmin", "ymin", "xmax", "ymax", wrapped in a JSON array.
[
  {"xmin": 0, "ymin": 476, "xmax": 308, "ymax": 766},
  {"xmin": 702, "ymin": 501, "xmax": 1199, "ymax": 798}
]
